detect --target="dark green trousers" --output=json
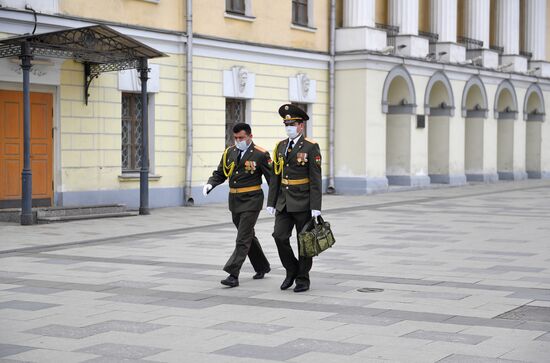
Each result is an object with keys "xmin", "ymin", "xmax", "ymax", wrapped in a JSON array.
[
  {"xmin": 223, "ymin": 210, "xmax": 270, "ymax": 277},
  {"xmin": 272, "ymin": 209, "xmax": 313, "ymax": 286}
]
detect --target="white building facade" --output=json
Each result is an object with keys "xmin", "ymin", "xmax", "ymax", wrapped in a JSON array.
[{"xmin": 334, "ymin": 0, "xmax": 550, "ymax": 194}]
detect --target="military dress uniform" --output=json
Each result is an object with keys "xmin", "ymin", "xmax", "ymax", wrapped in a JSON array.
[
  {"xmin": 267, "ymin": 104, "xmax": 322, "ymax": 292},
  {"xmin": 208, "ymin": 142, "xmax": 272, "ymax": 280}
]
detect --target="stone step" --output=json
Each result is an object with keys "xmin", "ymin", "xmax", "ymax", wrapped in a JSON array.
[
  {"xmin": 36, "ymin": 204, "xmax": 127, "ymax": 218},
  {"xmin": 0, "ymin": 209, "xmax": 35, "ymax": 223},
  {"xmin": 0, "ymin": 204, "xmax": 137, "ymax": 224},
  {"xmin": 37, "ymin": 211, "xmax": 138, "ymax": 224}
]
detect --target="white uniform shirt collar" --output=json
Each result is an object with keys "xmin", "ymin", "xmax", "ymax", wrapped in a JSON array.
[
  {"xmin": 286, "ymin": 134, "xmax": 302, "ymax": 154},
  {"xmin": 288, "ymin": 133, "xmax": 302, "ymax": 145}
]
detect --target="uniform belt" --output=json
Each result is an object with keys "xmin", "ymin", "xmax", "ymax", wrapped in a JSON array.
[
  {"xmin": 281, "ymin": 178, "xmax": 310, "ymax": 185},
  {"xmin": 229, "ymin": 185, "xmax": 262, "ymax": 194}
]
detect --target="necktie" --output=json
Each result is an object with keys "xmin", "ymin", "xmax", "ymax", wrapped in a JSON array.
[
  {"xmin": 287, "ymin": 140, "xmax": 294, "ymax": 156},
  {"xmin": 237, "ymin": 151, "xmax": 242, "ymax": 164}
]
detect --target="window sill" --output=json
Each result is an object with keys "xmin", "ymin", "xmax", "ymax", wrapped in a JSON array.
[
  {"xmin": 118, "ymin": 173, "xmax": 162, "ymax": 182},
  {"xmin": 291, "ymin": 23, "xmax": 317, "ymax": 33},
  {"xmin": 224, "ymin": 12, "xmax": 256, "ymax": 22}
]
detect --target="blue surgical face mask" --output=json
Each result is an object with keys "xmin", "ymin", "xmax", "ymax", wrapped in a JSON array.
[
  {"xmin": 235, "ymin": 139, "xmax": 249, "ymax": 151},
  {"xmin": 285, "ymin": 126, "xmax": 298, "ymax": 139}
]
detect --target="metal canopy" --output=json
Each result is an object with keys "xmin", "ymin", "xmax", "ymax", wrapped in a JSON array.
[
  {"xmin": 0, "ymin": 24, "xmax": 165, "ymax": 65},
  {"xmin": 0, "ymin": 24, "xmax": 164, "ymax": 224},
  {"xmin": 0, "ymin": 24, "xmax": 166, "ymax": 104}
]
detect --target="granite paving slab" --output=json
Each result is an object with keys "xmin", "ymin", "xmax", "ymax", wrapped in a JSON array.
[
  {"xmin": 207, "ymin": 321, "xmax": 291, "ymax": 335},
  {"xmin": 76, "ymin": 343, "xmax": 168, "ymax": 359},
  {"xmin": 496, "ymin": 305, "xmax": 550, "ymax": 323},
  {"xmin": 0, "ymin": 344, "xmax": 35, "ymax": 358},
  {"xmin": 437, "ymin": 353, "xmax": 526, "ymax": 362},
  {"xmin": 0, "ymin": 300, "xmax": 59, "ymax": 311},
  {"xmin": 401, "ymin": 330, "xmax": 490, "ymax": 345}
]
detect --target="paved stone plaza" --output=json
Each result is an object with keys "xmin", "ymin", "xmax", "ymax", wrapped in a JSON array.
[{"xmin": 1, "ymin": 180, "xmax": 550, "ymax": 362}]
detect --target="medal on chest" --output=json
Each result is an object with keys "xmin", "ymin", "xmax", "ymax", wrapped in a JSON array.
[
  {"xmin": 297, "ymin": 152, "xmax": 308, "ymax": 165},
  {"xmin": 244, "ymin": 160, "xmax": 256, "ymax": 174}
]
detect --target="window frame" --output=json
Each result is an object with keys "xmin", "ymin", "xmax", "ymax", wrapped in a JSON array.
[
  {"xmin": 291, "ymin": 0, "xmax": 315, "ymax": 30},
  {"xmin": 292, "ymin": 0, "xmax": 308, "ymax": 27},
  {"xmin": 121, "ymin": 92, "xmax": 155, "ymax": 174},
  {"xmin": 226, "ymin": 0, "xmax": 246, "ymax": 15},
  {"xmin": 225, "ymin": 98, "xmax": 248, "ymax": 148},
  {"xmin": 225, "ymin": 0, "xmax": 255, "ymax": 20}
]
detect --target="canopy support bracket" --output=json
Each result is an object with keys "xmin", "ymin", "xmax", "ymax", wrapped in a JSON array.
[{"xmin": 84, "ymin": 62, "xmax": 99, "ymax": 105}]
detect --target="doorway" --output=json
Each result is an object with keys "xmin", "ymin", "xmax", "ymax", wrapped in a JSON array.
[{"xmin": 0, "ymin": 90, "xmax": 53, "ymax": 208}]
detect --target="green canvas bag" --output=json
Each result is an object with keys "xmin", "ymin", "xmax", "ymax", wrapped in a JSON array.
[{"xmin": 298, "ymin": 216, "xmax": 336, "ymax": 258}]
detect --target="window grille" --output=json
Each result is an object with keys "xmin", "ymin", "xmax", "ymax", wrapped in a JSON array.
[
  {"xmin": 121, "ymin": 93, "xmax": 144, "ymax": 172},
  {"xmin": 225, "ymin": 98, "xmax": 246, "ymax": 148},
  {"xmin": 292, "ymin": 0, "xmax": 308, "ymax": 26},
  {"xmin": 226, "ymin": 0, "xmax": 245, "ymax": 15}
]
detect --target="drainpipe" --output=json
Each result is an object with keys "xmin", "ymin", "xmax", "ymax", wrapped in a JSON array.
[
  {"xmin": 327, "ymin": 0, "xmax": 336, "ymax": 194},
  {"xmin": 184, "ymin": 0, "xmax": 194, "ymax": 205}
]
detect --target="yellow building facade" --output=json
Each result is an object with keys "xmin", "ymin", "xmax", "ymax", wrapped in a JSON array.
[{"xmin": 0, "ymin": 0, "xmax": 549, "ymax": 210}]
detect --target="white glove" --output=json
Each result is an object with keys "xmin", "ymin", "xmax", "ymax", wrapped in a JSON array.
[
  {"xmin": 311, "ymin": 210, "xmax": 321, "ymax": 218},
  {"xmin": 202, "ymin": 184, "xmax": 212, "ymax": 196},
  {"xmin": 266, "ymin": 206, "xmax": 276, "ymax": 215}
]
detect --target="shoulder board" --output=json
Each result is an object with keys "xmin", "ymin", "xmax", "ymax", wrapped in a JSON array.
[
  {"xmin": 254, "ymin": 145, "xmax": 267, "ymax": 153},
  {"xmin": 305, "ymin": 137, "xmax": 318, "ymax": 144}
]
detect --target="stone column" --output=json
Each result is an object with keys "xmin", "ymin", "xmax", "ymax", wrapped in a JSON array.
[
  {"xmin": 389, "ymin": 0, "xmax": 418, "ymax": 35},
  {"xmin": 336, "ymin": 0, "xmax": 386, "ymax": 52},
  {"xmin": 343, "ymin": 0, "xmax": 375, "ymax": 28},
  {"xmin": 524, "ymin": 0, "xmax": 546, "ymax": 60},
  {"xmin": 464, "ymin": 0, "xmax": 490, "ymax": 47},
  {"xmin": 431, "ymin": 0, "xmax": 457, "ymax": 42},
  {"xmin": 495, "ymin": 0, "xmax": 520, "ymax": 55}
]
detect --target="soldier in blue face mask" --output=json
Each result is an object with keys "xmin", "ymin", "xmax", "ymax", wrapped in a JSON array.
[
  {"xmin": 203, "ymin": 123, "xmax": 273, "ymax": 287},
  {"xmin": 267, "ymin": 104, "xmax": 323, "ymax": 293}
]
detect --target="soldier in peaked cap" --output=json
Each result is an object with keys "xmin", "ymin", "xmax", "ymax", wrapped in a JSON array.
[
  {"xmin": 266, "ymin": 104, "xmax": 322, "ymax": 293},
  {"xmin": 203, "ymin": 123, "xmax": 272, "ymax": 288}
]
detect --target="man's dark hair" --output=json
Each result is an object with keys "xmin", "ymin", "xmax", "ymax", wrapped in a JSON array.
[{"xmin": 233, "ymin": 122, "xmax": 251, "ymax": 135}]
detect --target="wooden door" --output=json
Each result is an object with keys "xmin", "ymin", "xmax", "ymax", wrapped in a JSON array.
[{"xmin": 0, "ymin": 90, "xmax": 53, "ymax": 208}]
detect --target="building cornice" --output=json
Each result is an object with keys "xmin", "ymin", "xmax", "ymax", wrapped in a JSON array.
[
  {"xmin": 193, "ymin": 35, "xmax": 330, "ymax": 70},
  {"xmin": 335, "ymin": 52, "xmax": 550, "ymax": 85}
]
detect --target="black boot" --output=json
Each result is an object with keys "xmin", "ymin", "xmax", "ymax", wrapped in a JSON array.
[
  {"xmin": 280, "ymin": 275, "xmax": 296, "ymax": 290},
  {"xmin": 221, "ymin": 275, "xmax": 239, "ymax": 287},
  {"xmin": 253, "ymin": 267, "xmax": 271, "ymax": 280}
]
